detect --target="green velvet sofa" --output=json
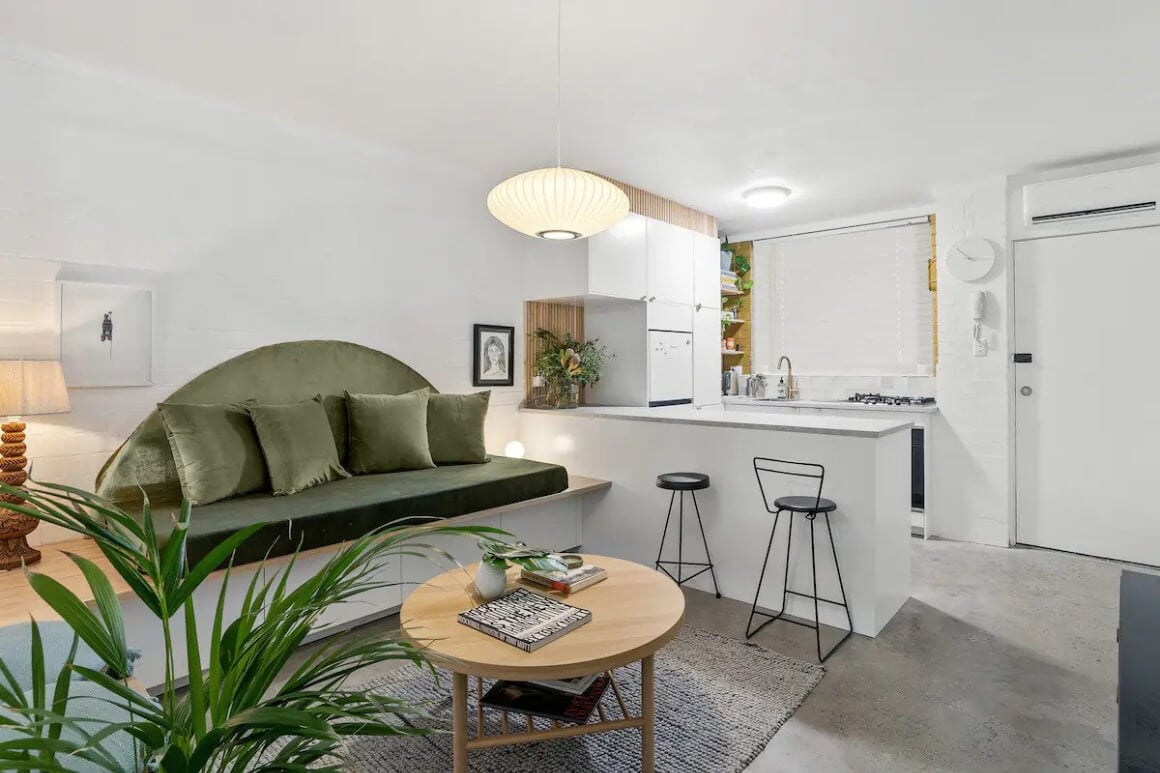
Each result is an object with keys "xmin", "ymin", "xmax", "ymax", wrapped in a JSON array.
[{"xmin": 94, "ymin": 340, "xmax": 568, "ymax": 566}]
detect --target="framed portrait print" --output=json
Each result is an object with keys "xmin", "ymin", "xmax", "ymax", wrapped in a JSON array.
[
  {"xmin": 473, "ymin": 324, "xmax": 514, "ymax": 387},
  {"xmin": 59, "ymin": 281, "xmax": 153, "ymax": 387}
]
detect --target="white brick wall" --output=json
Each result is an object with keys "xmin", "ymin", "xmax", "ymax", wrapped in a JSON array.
[
  {"xmin": 931, "ymin": 177, "xmax": 1012, "ymax": 546},
  {"xmin": 0, "ymin": 44, "xmax": 534, "ymax": 546}
]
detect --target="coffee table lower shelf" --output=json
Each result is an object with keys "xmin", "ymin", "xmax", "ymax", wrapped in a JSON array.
[{"xmin": 451, "ymin": 655, "xmax": 655, "ymax": 772}]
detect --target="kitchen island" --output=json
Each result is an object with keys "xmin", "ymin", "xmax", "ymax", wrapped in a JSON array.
[{"xmin": 518, "ymin": 404, "xmax": 913, "ymax": 637}]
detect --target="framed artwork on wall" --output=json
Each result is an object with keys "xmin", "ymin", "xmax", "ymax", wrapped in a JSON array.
[
  {"xmin": 59, "ymin": 281, "xmax": 153, "ymax": 387},
  {"xmin": 473, "ymin": 324, "xmax": 515, "ymax": 387}
]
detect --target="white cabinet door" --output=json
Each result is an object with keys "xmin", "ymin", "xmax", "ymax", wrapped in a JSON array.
[
  {"xmin": 647, "ymin": 300, "xmax": 693, "ymax": 332},
  {"xmin": 647, "ymin": 330, "xmax": 693, "ymax": 405},
  {"xmin": 588, "ymin": 213, "xmax": 648, "ymax": 300},
  {"xmin": 693, "ymin": 232, "xmax": 721, "ymax": 310},
  {"xmin": 693, "ymin": 306, "xmax": 722, "ymax": 406},
  {"xmin": 646, "ymin": 219, "xmax": 694, "ymax": 305}
]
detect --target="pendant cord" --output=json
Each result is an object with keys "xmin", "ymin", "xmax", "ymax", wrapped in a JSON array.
[{"xmin": 555, "ymin": 0, "xmax": 562, "ymax": 168}]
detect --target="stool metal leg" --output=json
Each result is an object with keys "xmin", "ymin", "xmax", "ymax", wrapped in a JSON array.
[
  {"xmin": 746, "ymin": 510, "xmax": 782, "ymax": 638},
  {"xmin": 822, "ymin": 512, "xmax": 854, "ymax": 659},
  {"xmin": 657, "ymin": 489, "xmax": 721, "ymax": 592},
  {"xmin": 747, "ymin": 509, "xmax": 854, "ymax": 662},
  {"xmin": 689, "ymin": 491, "xmax": 721, "ymax": 598},
  {"xmin": 655, "ymin": 491, "xmax": 676, "ymax": 575}
]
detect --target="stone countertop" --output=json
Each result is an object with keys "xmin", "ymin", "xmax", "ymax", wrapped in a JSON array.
[
  {"xmin": 722, "ymin": 395, "xmax": 939, "ymax": 414},
  {"xmin": 519, "ymin": 404, "xmax": 913, "ymax": 438}
]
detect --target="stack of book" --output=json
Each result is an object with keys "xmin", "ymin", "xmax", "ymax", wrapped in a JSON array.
[
  {"xmin": 481, "ymin": 673, "xmax": 610, "ymax": 724},
  {"xmin": 721, "ymin": 269, "xmax": 740, "ymax": 293},
  {"xmin": 520, "ymin": 563, "xmax": 608, "ymax": 594}
]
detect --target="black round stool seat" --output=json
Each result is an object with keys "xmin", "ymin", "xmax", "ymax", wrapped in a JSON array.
[
  {"xmin": 774, "ymin": 495, "xmax": 838, "ymax": 513},
  {"xmin": 657, "ymin": 472, "xmax": 710, "ymax": 491}
]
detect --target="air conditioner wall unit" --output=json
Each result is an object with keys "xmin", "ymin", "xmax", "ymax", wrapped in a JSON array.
[{"xmin": 1024, "ymin": 164, "xmax": 1160, "ymax": 226}]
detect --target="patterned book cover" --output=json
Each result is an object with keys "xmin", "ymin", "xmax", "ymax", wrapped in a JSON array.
[
  {"xmin": 481, "ymin": 674, "xmax": 610, "ymax": 724},
  {"xmin": 457, "ymin": 587, "xmax": 592, "ymax": 652}
]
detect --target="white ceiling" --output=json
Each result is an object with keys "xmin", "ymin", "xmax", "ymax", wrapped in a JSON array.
[{"xmin": 3, "ymin": 0, "xmax": 1160, "ymax": 234}]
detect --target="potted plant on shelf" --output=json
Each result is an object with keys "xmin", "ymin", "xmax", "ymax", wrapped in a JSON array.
[
  {"xmin": 533, "ymin": 329, "xmax": 609, "ymax": 409},
  {"xmin": 0, "ymin": 479, "xmax": 504, "ymax": 772},
  {"xmin": 473, "ymin": 538, "xmax": 569, "ymax": 601}
]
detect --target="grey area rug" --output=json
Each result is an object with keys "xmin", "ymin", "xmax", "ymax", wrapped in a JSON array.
[{"xmin": 343, "ymin": 626, "xmax": 824, "ymax": 772}]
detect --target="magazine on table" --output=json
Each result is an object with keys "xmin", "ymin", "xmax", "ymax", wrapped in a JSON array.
[{"xmin": 457, "ymin": 587, "xmax": 592, "ymax": 652}]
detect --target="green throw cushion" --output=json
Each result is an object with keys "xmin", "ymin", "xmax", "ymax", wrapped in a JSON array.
[
  {"xmin": 427, "ymin": 391, "xmax": 490, "ymax": 464},
  {"xmin": 248, "ymin": 396, "xmax": 349, "ymax": 495},
  {"xmin": 157, "ymin": 401, "xmax": 269, "ymax": 505},
  {"xmin": 346, "ymin": 388, "xmax": 436, "ymax": 474}
]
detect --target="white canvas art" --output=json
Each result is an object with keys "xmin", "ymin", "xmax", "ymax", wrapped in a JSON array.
[{"xmin": 59, "ymin": 281, "xmax": 153, "ymax": 387}]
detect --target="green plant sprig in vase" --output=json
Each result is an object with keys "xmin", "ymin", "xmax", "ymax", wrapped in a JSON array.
[{"xmin": 533, "ymin": 329, "xmax": 610, "ymax": 409}]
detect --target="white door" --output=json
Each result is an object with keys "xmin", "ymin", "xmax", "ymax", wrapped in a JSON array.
[
  {"xmin": 588, "ymin": 213, "xmax": 647, "ymax": 300},
  {"xmin": 1014, "ymin": 226, "xmax": 1160, "ymax": 566},
  {"xmin": 693, "ymin": 232, "xmax": 721, "ymax": 310},
  {"xmin": 648, "ymin": 330, "xmax": 693, "ymax": 405},
  {"xmin": 692, "ymin": 305, "xmax": 722, "ymax": 406},
  {"xmin": 646, "ymin": 219, "xmax": 694, "ymax": 305}
]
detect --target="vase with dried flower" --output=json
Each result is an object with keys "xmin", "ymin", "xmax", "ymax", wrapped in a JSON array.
[{"xmin": 533, "ymin": 329, "xmax": 609, "ymax": 409}]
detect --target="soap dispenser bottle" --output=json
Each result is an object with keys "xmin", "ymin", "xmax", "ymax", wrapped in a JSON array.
[{"xmin": 777, "ymin": 377, "xmax": 787, "ymax": 399}]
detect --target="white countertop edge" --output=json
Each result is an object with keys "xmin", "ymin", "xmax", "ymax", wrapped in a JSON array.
[
  {"xmin": 721, "ymin": 396, "xmax": 939, "ymax": 414},
  {"xmin": 518, "ymin": 405, "xmax": 913, "ymax": 438}
]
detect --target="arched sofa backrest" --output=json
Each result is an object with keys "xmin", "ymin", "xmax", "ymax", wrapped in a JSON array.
[{"xmin": 95, "ymin": 340, "xmax": 436, "ymax": 506}]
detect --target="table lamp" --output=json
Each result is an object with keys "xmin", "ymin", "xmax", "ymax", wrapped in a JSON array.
[{"xmin": 0, "ymin": 360, "xmax": 71, "ymax": 569}]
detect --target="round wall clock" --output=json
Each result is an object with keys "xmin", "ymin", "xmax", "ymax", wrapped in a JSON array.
[{"xmin": 946, "ymin": 237, "xmax": 995, "ymax": 282}]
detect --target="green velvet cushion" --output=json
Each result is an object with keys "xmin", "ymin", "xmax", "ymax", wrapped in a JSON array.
[
  {"xmin": 346, "ymin": 388, "xmax": 436, "ymax": 474},
  {"xmin": 142, "ymin": 456, "xmax": 570, "ymax": 567},
  {"xmin": 248, "ymin": 396, "xmax": 349, "ymax": 495},
  {"xmin": 427, "ymin": 391, "xmax": 490, "ymax": 464},
  {"xmin": 157, "ymin": 402, "xmax": 268, "ymax": 506}
]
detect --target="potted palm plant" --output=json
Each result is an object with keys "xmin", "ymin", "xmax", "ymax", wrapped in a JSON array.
[{"xmin": 0, "ymin": 480, "xmax": 504, "ymax": 772}]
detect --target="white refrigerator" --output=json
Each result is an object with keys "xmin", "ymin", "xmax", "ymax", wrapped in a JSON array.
[{"xmin": 647, "ymin": 330, "xmax": 693, "ymax": 406}]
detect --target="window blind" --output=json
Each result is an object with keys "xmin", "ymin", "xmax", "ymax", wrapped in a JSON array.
[{"xmin": 752, "ymin": 222, "xmax": 933, "ymax": 374}]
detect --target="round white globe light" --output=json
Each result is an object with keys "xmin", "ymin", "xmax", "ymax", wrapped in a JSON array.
[
  {"xmin": 487, "ymin": 167, "xmax": 630, "ymax": 240},
  {"xmin": 742, "ymin": 186, "xmax": 792, "ymax": 209},
  {"xmin": 503, "ymin": 440, "xmax": 526, "ymax": 459}
]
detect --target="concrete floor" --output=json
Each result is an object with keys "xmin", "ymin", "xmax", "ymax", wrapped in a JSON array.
[{"xmin": 284, "ymin": 538, "xmax": 1138, "ymax": 772}]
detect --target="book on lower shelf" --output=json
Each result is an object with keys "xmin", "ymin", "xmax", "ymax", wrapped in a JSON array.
[
  {"xmin": 457, "ymin": 587, "xmax": 592, "ymax": 652},
  {"xmin": 481, "ymin": 674, "xmax": 610, "ymax": 724},
  {"xmin": 520, "ymin": 564, "xmax": 608, "ymax": 594}
]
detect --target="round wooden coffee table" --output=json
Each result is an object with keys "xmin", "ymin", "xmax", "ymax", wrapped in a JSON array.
[{"xmin": 400, "ymin": 555, "xmax": 685, "ymax": 773}]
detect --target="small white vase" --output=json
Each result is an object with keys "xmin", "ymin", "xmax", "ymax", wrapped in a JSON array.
[{"xmin": 474, "ymin": 561, "xmax": 508, "ymax": 601}]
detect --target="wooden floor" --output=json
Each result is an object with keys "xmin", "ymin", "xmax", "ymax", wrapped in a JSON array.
[{"xmin": 0, "ymin": 475, "xmax": 610, "ymax": 629}]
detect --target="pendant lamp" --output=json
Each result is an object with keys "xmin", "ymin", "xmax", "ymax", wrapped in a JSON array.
[{"xmin": 487, "ymin": 0, "xmax": 629, "ymax": 240}]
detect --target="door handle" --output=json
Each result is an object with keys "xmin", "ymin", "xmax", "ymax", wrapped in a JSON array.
[{"xmin": 1020, "ymin": 386, "xmax": 1033, "ymax": 396}]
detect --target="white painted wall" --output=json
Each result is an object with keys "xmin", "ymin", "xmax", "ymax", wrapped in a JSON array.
[
  {"xmin": 0, "ymin": 44, "xmax": 539, "ymax": 546},
  {"xmin": 930, "ymin": 177, "xmax": 1011, "ymax": 546}
]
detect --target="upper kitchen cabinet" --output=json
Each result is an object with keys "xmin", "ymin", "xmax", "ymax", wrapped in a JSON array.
[
  {"xmin": 692, "ymin": 232, "xmax": 721, "ymax": 310},
  {"xmin": 646, "ymin": 219, "xmax": 694, "ymax": 305},
  {"xmin": 588, "ymin": 213, "xmax": 648, "ymax": 300}
]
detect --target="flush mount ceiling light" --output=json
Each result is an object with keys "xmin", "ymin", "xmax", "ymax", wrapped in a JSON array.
[
  {"xmin": 486, "ymin": 0, "xmax": 629, "ymax": 240},
  {"xmin": 742, "ymin": 186, "xmax": 792, "ymax": 209}
]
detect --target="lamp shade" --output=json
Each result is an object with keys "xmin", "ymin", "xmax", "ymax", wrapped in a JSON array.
[
  {"xmin": 487, "ymin": 167, "xmax": 630, "ymax": 240},
  {"xmin": 0, "ymin": 360, "xmax": 71, "ymax": 416}
]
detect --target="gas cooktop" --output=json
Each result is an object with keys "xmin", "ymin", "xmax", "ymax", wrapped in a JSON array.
[{"xmin": 847, "ymin": 393, "xmax": 936, "ymax": 406}]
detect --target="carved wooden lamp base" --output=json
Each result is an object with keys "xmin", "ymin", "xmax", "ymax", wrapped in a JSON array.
[{"xmin": 0, "ymin": 420, "xmax": 39, "ymax": 570}]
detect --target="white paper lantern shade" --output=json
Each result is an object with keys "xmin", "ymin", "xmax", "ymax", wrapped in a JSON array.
[{"xmin": 487, "ymin": 167, "xmax": 630, "ymax": 240}]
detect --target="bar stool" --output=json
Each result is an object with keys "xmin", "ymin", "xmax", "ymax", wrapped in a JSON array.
[
  {"xmin": 746, "ymin": 458, "xmax": 853, "ymax": 662},
  {"xmin": 654, "ymin": 472, "xmax": 721, "ymax": 598}
]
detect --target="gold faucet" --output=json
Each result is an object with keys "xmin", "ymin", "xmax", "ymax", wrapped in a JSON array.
[{"xmin": 777, "ymin": 355, "xmax": 798, "ymax": 400}]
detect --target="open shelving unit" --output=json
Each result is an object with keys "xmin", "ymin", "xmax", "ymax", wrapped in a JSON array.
[{"xmin": 720, "ymin": 241, "xmax": 754, "ymax": 373}]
